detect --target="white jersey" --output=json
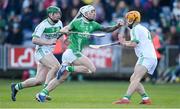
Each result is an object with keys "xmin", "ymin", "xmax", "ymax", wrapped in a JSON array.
[
  {"xmin": 32, "ymin": 19, "xmax": 63, "ymax": 51},
  {"xmin": 130, "ymin": 24, "xmax": 157, "ymax": 59}
]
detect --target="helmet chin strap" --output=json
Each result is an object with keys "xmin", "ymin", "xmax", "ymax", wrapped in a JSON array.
[
  {"xmin": 82, "ymin": 14, "xmax": 94, "ymax": 21},
  {"xmin": 48, "ymin": 15, "xmax": 59, "ymax": 24},
  {"xmin": 128, "ymin": 23, "xmax": 133, "ymax": 29},
  {"xmin": 128, "ymin": 20, "xmax": 136, "ymax": 29}
]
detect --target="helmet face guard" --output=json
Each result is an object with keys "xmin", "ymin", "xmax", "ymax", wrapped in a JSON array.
[
  {"xmin": 125, "ymin": 11, "xmax": 141, "ymax": 25},
  {"xmin": 80, "ymin": 5, "xmax": 96, "ymax": 21},
  {"xmin": 47, "ymin": 6, "xmax": 62, "ymax": 23}
]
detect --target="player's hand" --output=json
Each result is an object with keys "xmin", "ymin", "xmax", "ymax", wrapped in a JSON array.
[
  {"xmin": 60, "ymin": 27, "xmax": 70, "ymax": 35},
  {"xmin": 117, "ymin": 19, "xmax": 125, "ymax": 27},
  {"xmin": 60, "ymin": 31, "xmax": 70, "ymax": 36},
  {"xmin": 118, "ymin": 35, "xmax": 125, "ymax": 45},
  {"xmin": 60, "ymin": 30, "xmax": 68, "ymax": 34}
]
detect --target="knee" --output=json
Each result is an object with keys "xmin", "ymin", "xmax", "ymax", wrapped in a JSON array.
[
  {"xmin": 130, "ymin": 76, "xmax": 134, "ymax": 82},
  {"xmin": 130, "ymin": 76, "xmax": 140, "ymax": 83},
  {"xmin": 51, "ymin": 63, "xmax": 61, "ymax": 71},
  {"xmin": 130, "ymin": 77, "xmax": 141, "ymax": 83}
]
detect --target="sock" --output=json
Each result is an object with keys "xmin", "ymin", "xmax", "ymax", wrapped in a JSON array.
[
  {"xmin": 40, "ymin": 89, "xmax": 49, "ymax": 96},
  {"xmin": 43, "ymin": 84, "xmax": 48, "ymax": 88},
  {"xmin": 123, "ymin": 95, "xmax": 131, "ymax": 100},
  {"xmin": 66, "ymin": 66, "xmax": 74, "ymax": 72},
  {"xmin": 141, "ymin": 93, "xmax": 149, "ymax": 100},
  {"xmin": 78, "ymin": 74, "xmax": 84, "ymax": 81},
  {"xmin": 15, "ymin": 83, "xmax": 23, "ymax": 90}
]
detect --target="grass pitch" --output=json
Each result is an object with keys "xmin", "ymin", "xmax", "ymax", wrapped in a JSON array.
[{"xmin": 0, "ymin": 79, "xmax": 180, "ymax": 108}]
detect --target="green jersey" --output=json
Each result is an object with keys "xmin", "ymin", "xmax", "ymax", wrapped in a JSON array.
[{"xmin": 68, "ymin": 18, "xmax": 101, "ymax": 53}]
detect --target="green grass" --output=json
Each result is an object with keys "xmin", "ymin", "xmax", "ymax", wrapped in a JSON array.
[{"xmin": 0, "ymin": 79, "xmax": 180, "ymax": 108}]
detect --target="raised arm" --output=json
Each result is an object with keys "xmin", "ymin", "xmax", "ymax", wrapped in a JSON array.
[{"xmin": 100, "ymin": 21, "xmax": 124, "ymax": 32}]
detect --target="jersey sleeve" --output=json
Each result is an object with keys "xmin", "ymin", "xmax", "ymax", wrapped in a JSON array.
[
  {"xmin": 69, "ymin": 19, "xmax": 78, "ymax": 30},
  {"xmin": 32, "ymin": 23, "xmax": 45, "ymax": 38},
  {"xmin": 130, "ymin": 28, "xmax": 140, "ymax": 44},
  {"xmin": 92, "ymin": 21, "xmax": 102, "ymax": 31}
]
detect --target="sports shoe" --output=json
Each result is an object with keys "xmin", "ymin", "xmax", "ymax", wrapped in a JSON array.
[
  {"xmin": 36, "ymin": 93, "xmax": 46, "ymax": 102},
  {"xmin": 11, "ymin": 83, "xmax": 18, "ymax": 101},
  {"xmin": 46, "ymin": 95, "xmax": 52, "ymax": 101},
  {"xmin": 112, "ymin": 98, "xmax": 130, "ymax": 104},
  {"xmin": 56, "ymin": 65, "xmax": 67, "ymax": 80},
  {"xmin": 139, "ymin": 99, "xmax": 152, "ymax": 105}
]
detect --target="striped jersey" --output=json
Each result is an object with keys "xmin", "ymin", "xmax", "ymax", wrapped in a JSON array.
[{"xmin": 32, "ymin": 18, "xmax": 63, "ymax": 50}]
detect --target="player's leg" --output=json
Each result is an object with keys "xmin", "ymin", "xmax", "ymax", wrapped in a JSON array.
[
  {"xmin": 135, "ymin": 83, "xmax": 151, "ymax": 104},
  {"xmin": 36, "ymin": 49, "xmax": 95, "ymax": 102},
  {"xmin": 39, "ymin": 53, "xmax": 61, "ymax": 86},
  {"xmin": 35, "ymin": 49, "xmax": 72, "ymax": 102},
  {"xmin": 56, "ymin": 49, "xmax": 95, "ymax": 80},
  {"xmin": 60, "ymin": 49, "xmax": 96, "ymax": 74},
  {"xmin": 113, "ymin": 64, "xmax": 147, "ymax": 104},
  {"xmin": 36, "ymin": 50, "xmax": 94, "ymax": 102},
  {"xmin": 43, "ymin": 54, "xmax": 96, "ymax": 96},
  {"xmin": 136, "ymin": 83, "xmax": 146, "ymax": 96},
  {"xmin": 136, "ymin": 58, "xmax": 157, "ymax": 104},
  {"xmin": 36, "ymin": 71, "xmax": 70, "ymax": 102},
  {"xmin": 45, "ymin": 70, "xmax": 69, "ymax": 92},
  {"xmin": 125, "ymin": 65, "xmax": 147, "ymax": 98},
  {"xmin": 13, "ymin": 52, "xmax": 60, "ymax": 90},
  {"xmin": 20, "ymin": 63, "xmax": 48, "ymax": 87},
  {"xmin": 11, "ymin": 63, "xmax": 48, "ymax": 101},
  {"xmin": 35, "ymin": 53, "xmax": 61, "ymax": 101},
  {"xmin": 71, "ymin": 55, "xmax": 96, "ymax": 73}
]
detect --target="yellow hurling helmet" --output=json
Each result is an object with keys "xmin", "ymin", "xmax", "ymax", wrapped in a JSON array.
[{"xmin": 125, "ymin": 11, "xmax": 141, "ymax": 24}]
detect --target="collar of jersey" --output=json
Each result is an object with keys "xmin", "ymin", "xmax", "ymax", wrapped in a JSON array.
[
  {"xmin": 47, "ymin": 18, "xmax": 56, "ymax": 25},
  {"xmin": 129, "ymin": 23, "xmax": 139, "ymax": 29},
  {"xmin": 132, "ymin": 23, "xmax": 139, "ymax": 28},
  {"xmin": 81, "ymin": 17, "xmax": 90, "ymax": 23}
]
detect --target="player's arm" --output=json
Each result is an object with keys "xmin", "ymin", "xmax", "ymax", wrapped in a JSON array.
[
  {"xmin": 118, "ymin": 30, "xmax": 139, "ymax": 48},
  {"xmin": 60, "ymin": 19, "xmax": 75, "ymax": 34},
  {"xmin": 120, "ymin": 40, "xmax": 138, "ymax": 48},
  {"xmin": 57, "ymin": 22, "xmax": 64, "ymax": 39},
  {"xmin": 32, "ymin": 23, "xmax": 56, "ymax": 45},
  {"xmin": 59, "ymin": 25, "xmax": 72, "ymax": 34},
  {"xmin": 32, "ymin": 36, "xmax": 56, "ymax": 45},
  {"xmin": 99, "ymin": 21, "xmax": 124, "ymax": 32}
]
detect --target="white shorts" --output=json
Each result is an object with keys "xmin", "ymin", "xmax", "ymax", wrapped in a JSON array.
[
  {"xmin": 34, "ymin": 47, "xmax": 52, "ymax": 62},
  {"xmin": 136, "ymin": 57, "xmax": 157, "ymax": 75},
  {"xmin": 62, "ymin": 49, "xmax": 84, "ymax": 64}
]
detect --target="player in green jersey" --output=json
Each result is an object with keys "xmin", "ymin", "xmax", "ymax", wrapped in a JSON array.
[
  {"xmin": 36, "ymin": 5, "xmax": 124, "ymax": 102},
  {"xmin": 11, "ymin": 6, "xmax": 63, "ymax": 101}
]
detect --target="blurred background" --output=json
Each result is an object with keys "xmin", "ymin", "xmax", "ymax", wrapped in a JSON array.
[{"xmin": 0, "ymin": 0, "xmax": 179, "ymax": 84}]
